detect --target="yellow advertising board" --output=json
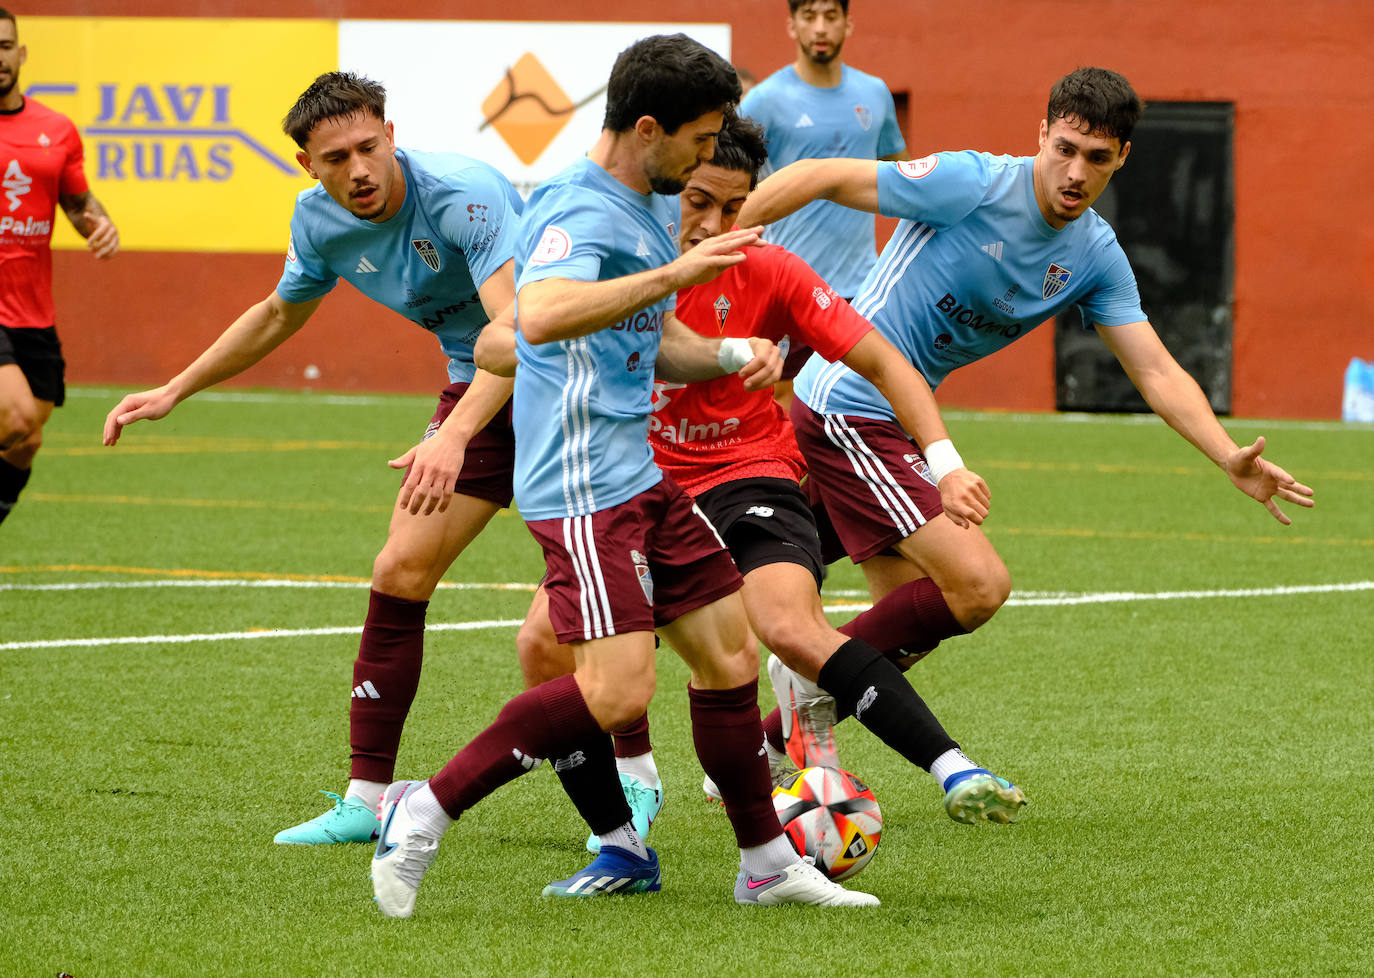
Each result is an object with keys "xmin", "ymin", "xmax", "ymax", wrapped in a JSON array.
[{"xmin": 22, "ymin": 18, "xmax": 336, "ymax": 253}]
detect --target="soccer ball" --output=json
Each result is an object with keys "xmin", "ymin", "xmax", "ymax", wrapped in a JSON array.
[{"xmin": 772, "ymin": 766, "xmax": 882, "ymax": 881}]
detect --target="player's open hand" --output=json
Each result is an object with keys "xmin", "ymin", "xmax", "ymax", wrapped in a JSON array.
[
  {"xmin": 937, "ymin": 467, "xmax": 991, "ymax": 528},
  {"xmin": 671, "ymin": 226, "xmax": 762, "ymax": 288},
  {"xmin": 86, "ymin": 216, "xmax": 120, "ymax": 260},
  {"xmin": 390, "ymin": 429, "xmax": 466, "ymax": 516},
  {"xmin": 738, "ymin": 336, "xmax": 785, "ymax": 391},
  {"xmin": 1223, "ymin": 435, "xmax": 1314, "ymax": 525},
  {"xmin": 102, "ymin": 387, "xmax": 177, "ymax": 445}
]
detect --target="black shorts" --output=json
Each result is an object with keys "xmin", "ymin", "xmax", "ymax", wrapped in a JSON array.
[
  {"xmin": 0, "ymin": 325, "xmax": 66, "ymax": 406},
  {"xmin": 694, "ymin": 476, "xmax": 825, "ymax": 588}
]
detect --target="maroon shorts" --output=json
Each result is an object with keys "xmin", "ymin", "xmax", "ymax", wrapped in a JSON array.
[
  {"xmin": 789, "ymin": 398, "xmax": 944, "ymax": 563},
  {"xmin": 525, "ymin": 476, "xmax": 744, "ymax": 643},
  {"xmin": 413, "ymin": 381, "xmax": 515, "ymax": 507}
]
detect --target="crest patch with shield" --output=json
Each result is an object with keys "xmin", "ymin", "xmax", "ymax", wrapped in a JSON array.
[{"xmin": 411, "ymin": 238, "xmax": 441, "ymax": 272}]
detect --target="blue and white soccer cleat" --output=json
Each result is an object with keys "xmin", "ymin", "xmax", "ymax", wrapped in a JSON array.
[
  {"xmin": 371, "ymin": 780, "xmax": 443, "ymax": 918},
  {"xmin": 734, "ymin": 856, "xmax": 879, "ymax": 907},
  {"xmin": 942, "ymin": 769, "xmax": 1027, "ymax": 825},
  {"xmin": 542, "ymin": 846, "xmax": 662, "ymax": 898},
  {"xmin": 586, "ymin": 773, "xmax": 664, "ymax": 853},
  {"xmin": 273, "ymin": 790, "xmax": 379, "ymax": 845}
]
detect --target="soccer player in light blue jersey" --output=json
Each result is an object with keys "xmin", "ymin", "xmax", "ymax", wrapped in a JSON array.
[
  {"xmin": 370, "ymin": 35, "xmax": 879, "ymax": 917},
  {"xmin": 737, "ymin": 67, "xmax": 1315, "ymax": 749},
  {"xmin": 741, "ymin": 0, "xmax": 907, "ymax": 301},
  {"xmin": 103, "ymin": 72, "xmax": 525, "ymax": 846}
]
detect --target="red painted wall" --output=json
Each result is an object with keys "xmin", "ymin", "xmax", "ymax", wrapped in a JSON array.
[{"xmin": 43, "ymin": 0, "xmax": 1374, "ymax": 417}]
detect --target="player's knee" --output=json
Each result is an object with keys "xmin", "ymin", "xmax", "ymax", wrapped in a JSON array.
[
  {"xmin": 949, "ymin": 561, "xmax": 1011, "ymax": 630},
  {"xmin": 2, "ymin": 426, "xmax": 41, "ymax": 468},
  {"xmin": 370, "ymin": 542, "xmax": 437, "ymax": 600},
  {"xmin": 753, "ymin": 615, "xmax": 831, "ymax": 679},
  {"xmin": 0, "ymin": 400, "xmax": 37, "ymax": 449},
  {"xmin": 579, "ymin": 673, "xmax": 656, "ymax": 731},
  {"xmin": 516, "ymin": 617, "xmax": 572, "ymax": 689}
]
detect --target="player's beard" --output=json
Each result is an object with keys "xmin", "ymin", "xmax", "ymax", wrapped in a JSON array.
[
  {"xmin": 0, "ymin": 73, "xmax": 17, "ymax": 99},
  {"xmin": 804, "ymin": 40, "xmax": 843, "ymax": 65},
  {"xmin": 648, "ymin": 173, "xmax": 688, "ymax": 195}
]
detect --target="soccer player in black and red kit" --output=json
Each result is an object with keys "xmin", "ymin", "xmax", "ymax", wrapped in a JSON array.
[{"xmin": 0, "ymin": 8, "xmax": 118, "ymax": 525}]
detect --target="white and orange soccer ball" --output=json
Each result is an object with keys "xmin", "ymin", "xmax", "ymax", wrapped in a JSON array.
[{"xmin": 772, "ymin": 766, "xmax": 882, "ymax": 881}]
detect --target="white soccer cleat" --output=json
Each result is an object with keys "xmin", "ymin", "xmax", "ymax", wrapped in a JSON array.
[
  {"xmin": 370, "ymin": 780, "xmax": 444, "ymax": 918},
  {"xmin": 734, "ymin": 855, "xmax": 880, "ymax": 907},
  {"xmin": 767, "ymin": 653, "xmax": 839, "ymax": 768}
]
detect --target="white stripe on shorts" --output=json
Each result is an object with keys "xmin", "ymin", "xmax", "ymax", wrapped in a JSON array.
[
  {"xmin": 563, "ymin": 514, "xmax": 614, "ymax": 641},
  {"xmin": 821, "ymin": 414, "xmax": 929, "ymax": 538}
]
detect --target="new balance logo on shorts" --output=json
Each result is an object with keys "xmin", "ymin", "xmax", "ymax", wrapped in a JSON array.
[{"xmin": 352, "ymin": 680, "xmax": 380, "ymax": 699}]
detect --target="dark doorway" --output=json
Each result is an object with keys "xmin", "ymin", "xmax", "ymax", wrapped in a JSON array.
[{"xmin": 1055, "ymin": 102, "xmax": 1235, "ymax": 413}]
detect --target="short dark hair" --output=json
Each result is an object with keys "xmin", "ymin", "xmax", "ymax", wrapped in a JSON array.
[
  {"xmin": 603, "ymin": 34, "xmax": 741, "ymax": 135},
  {"xmin": 711, "ymin": 114, "xmax": 769, "ymax": 189},
  {"xmin": 788, "ymin": 0, "xmax": 850, "ymax": 15},
  {"xmin": 1047, "ymin": 67, "xmax": 1144, "ymax": 146},
  {"xmin": 282, "ymin": 71, "xmax": 387, "ymax": 149}
]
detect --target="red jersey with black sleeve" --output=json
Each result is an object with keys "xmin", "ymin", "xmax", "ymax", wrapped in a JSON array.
[
  {"xmin": 652, "ymin": 240, "xmax": 872, "ymax": 496},
  {"xmin": 0, "ymin": 97, "xmax": 89, "ymax": 328}
]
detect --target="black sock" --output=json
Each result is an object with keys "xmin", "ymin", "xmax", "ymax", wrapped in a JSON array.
[
  {"xmin": 0, "ymin": 458, "xmax": 31, "ymax": 526},
  {"xmin": 818, "ymin": 638, "xmax": 957, "ymax": 771},
  {"xmin": 551, "ymin": 731, "xmax": 634, "ymax": 836}
]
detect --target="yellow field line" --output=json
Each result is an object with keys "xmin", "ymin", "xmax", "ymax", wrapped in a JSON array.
[
  {"xmin": 0, "ymin": 563, "xmax": 372, "ymax": 581},
  {"xmin": 27, "ymin": 492, "xmax": 391, "ymax": 513}
]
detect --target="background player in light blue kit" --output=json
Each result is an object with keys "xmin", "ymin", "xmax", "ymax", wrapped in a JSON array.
[
  {"xmin": 103, "ymin": 72, "xmax": 525, "ymax": 846},
  {"xmin": 741, "ymin": 0, "xmax": 907, "ymax": 302},
  {"xmin": 738, "ymin": 66, "xmax": 1315, "ymax": 750},
  {"xmin": 369, "ymin": 35, "xmax": 879, "ymax": 917}
]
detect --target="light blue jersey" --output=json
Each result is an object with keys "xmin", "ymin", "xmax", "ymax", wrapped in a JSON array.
[
  {"xmin": 276, "ymin": 148, "xmax": 521, "ymax": 385},
  {"xmin": 512, "ymin": 157, "xmax": 680, "ymax": 520},
  {"xmin": 795, "ymin": 151, "xmax": 1146, "ymax": 421},
  {"xmin": 741, "ymin": 65, "xmax": 905, "ymax": 297}
]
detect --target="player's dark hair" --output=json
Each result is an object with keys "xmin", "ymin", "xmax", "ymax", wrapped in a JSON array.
[
  {"xmin": 788, "ymin": 0, "xmax": 850, "ymax": 14},
  {"xmin": 603, "ymin": 34, "xmax": 741, "ymax": 135},
  {"xmin": 282, "ymin": 71, "xmax": 387, "ymax": 149},
  {"xmin": 1047, "ymin": 67, "xmax": 1144, "ymax": 147},
  {"xmin": 711, "ymin": 113, "xmax": 769, "ymax": 189}
]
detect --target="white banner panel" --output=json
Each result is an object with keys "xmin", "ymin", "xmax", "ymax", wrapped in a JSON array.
[{"xmin": 339, "ymin": 21, "xmax": 731, "ymax": 197}]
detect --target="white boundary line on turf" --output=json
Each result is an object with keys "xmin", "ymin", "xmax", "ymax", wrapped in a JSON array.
[{"xmin": 3, "ymin": 581, "xmax": 1368, "ymax": 652}]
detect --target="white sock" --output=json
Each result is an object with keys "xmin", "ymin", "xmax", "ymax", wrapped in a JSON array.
[
  {"xmin": 615, "ymin": 752, "xmax": 659, "ymax": 787},
  {"xmin": 597, "ymin": 821, "xmax": 648, "ymax": 859},
  {"xmin": 739, "ymin": 834, "xmax": 801, "ymax": 876},
  {"xmin": 404, "ymin": 781, "xmax": 454, "ymax": 837},
  {"xmin": 344, "ymin": 779, "xmax": 386, "ymax": 811},
  {"xmin": 930, "ymin": 748, "xmax": 979, "ymax": 788}
]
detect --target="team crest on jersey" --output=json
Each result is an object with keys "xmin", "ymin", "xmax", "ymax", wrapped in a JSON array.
[
  {"xmin": 1042, "ymin": 263, "xmax": 1073, "ymax": 299},
  {"xmin": 713, "ymin": 294, "xmax": 731, "ymax": 332},
  {"xmin": 812, "ymin": 286, "xmax": 835, "ymax": 310},
  {"xmin": 854, "ymin": 105, "xmax": 873, "ymax": 131},
  {"xmin": 411, "ymin": 238, "xmax": 441, "ymax": 272},
  {"xmin": 666, "ymin": 221, "xmax": 677, "ymax": 240},
  {"xmin": 38, "ymin": 133, "xmax": 51, "ymax": 148},
  {"xmin": 897, "ymin": 155, "xmax": 938, "ymax": 180},
  {"xmin": 285, "ymin": 232, "xmax": 297, "ymax": 263},
  {"xmin": 631, "ymin": 549, "xmax": 654, "ymax": 605}
]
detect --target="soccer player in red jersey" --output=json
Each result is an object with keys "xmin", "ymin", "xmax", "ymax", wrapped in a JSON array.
[
  {"xmin": 503, "ymin": 114, "xmax": 1026, "ymax": 832},
  {"xmin": 0, "ymin": 8, "xmax": 118, "ymax": 525}
]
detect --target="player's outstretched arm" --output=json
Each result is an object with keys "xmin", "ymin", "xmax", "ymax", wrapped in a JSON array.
[
  {"xmin": 842, "ymin": 330, "xmax": 990, "ymax": 528},
  {"xmin": 657, "ymin": 314, "xmax": 784, "ymax": 390},
  {"xmin": 1097, "ymin": 320, "xmax": 1315, "ymax": 524},
  {"xmin": 518, "ymin": 228, "xmax": 761, "ymax": 344},
  {"xmin": 59, "ymin": 190, "xmax": 119, "ymax": 260},
  {"xmin": 736, "ymin": 159, "xmax": 880, "ymax": 228},
  {"xmin": 102, "ymin": 291, "xmax": 321, "ymax": 446}
]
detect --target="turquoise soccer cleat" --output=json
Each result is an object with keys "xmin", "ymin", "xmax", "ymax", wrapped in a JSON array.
[
  {"xmin": 586, "ymin": 773, "xmax": 664, "ymax": 853},
  {"xmin": 274, "ymin": 790, "xmax": 380, "ymax": 845}
]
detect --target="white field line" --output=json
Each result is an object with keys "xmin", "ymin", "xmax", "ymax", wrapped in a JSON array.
[{"xmin": 2, "ymin": 580, "xmax": 1369, "ymax": 652}]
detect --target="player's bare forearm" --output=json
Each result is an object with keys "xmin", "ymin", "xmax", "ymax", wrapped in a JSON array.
[
  {"xmin": 60, "ymin": 191, "xmax": 119, "ymax": 259},
  {"xmin": 516, "ymin": 268, "xmax": 680, "ymax": 344},
  {"xmin": 438, "ymin": 369, "xmax": 513, "ymax": 442},
  {"xmin": 842, "ymin": 331, "xmax": 950, "ymax": 450},
  {"xmin": 737, "ymin": 159, "xmax": 881, "ymax": 227},
  {"xmin": 656, "ymin": 317, "xmax": 730, "ymax": 382},
  {"xmin": 166, "ymin": 293, "xmax": 320, "ymax": 402},
  {"xmin": 474, "ymin": 319, "xmax": 517, "ymax": 376}
]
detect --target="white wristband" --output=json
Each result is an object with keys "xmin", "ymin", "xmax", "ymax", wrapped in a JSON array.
[
  {"xmin": 718, "ymin": 337, "xmax": 754, "ymax": 373},
  {"xmin": 923, "ymin": 439, "xmax": 964, "ymax": 485}
]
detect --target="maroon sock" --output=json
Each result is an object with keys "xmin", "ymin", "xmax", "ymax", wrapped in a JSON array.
[
  {"xmin": 349, "ymin": 589, "xmax": 428, "ymax": 783},
  {"xmin": 612, "ymin": 712, "xmax": 652, "ymax": 758},
  {"xmin": 840, "ymin": 578, "xmax": 967, "ymax": 665},
  {"xmin": 762, "ymin": 707, "xmax": 785, "ymax": 753},
  {"xmin": 429, "ymin": 674, "xmax": 610, "ymax": 820},
  {"xmin": 689, "ymin": 681, "xmax": 783, "ymax": 849}
]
